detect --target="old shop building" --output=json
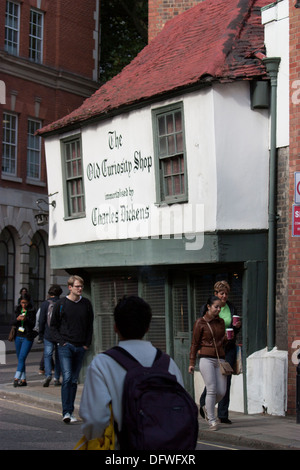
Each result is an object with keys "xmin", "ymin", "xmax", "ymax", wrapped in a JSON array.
[{"xmin": 39, "ymin": 0, "xmax": 290, "ymax": 412}]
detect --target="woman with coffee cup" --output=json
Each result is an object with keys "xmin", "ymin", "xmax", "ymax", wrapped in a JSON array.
[
  {"xmin": 199, "ymin": 280, "xmax": 241, "ymax": 424},
  {"xmin": 12, "ymin": 293, "xmax": 37, "ymax": 387},
  {"xmin": 189, "ymin": 295, "xmax": 227, "ymax": 431}
]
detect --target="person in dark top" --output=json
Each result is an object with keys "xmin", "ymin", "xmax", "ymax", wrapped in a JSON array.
[
  {"xmin": 50, "ymin": 275, "xmax": 94, "ymax": 424},
  {"xmin": 12, "ymin": 293, "xmax": 36, "ymax": 387},
  {"xmin": 38, "ymin": 284, "xmax": 63, "ymax": 387}
]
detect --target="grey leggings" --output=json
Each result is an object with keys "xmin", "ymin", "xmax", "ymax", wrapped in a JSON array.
[{"xmin": 199, "ymin": 357, "xmax": 227, "ymax": 425}]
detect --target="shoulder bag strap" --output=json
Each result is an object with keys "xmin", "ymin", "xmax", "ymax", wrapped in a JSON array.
[{"xmin": 205, "ymin": 320, "xmax": 221, "ymax": 365}]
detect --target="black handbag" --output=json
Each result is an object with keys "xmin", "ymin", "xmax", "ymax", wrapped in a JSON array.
[{"xmin": 8, "ymin": 326, "xmax": 16, "ymax": 342}]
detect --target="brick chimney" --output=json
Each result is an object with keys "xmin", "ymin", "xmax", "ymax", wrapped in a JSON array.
[{"xmin": 148, "ymin": 0, "xmax": 204, "ymax": 43}]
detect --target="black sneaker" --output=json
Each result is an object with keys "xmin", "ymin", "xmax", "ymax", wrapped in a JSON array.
[
  {"xmin": 63, "ymin": 413, "xmax": 71, "ymax": 424},
  {"xmin": 43, "ymin": 376, "xmax": 52, "ymax": 387},
  {"xmin": 219, "ymin": 418, "xmax": 232, "ymax": 424}
]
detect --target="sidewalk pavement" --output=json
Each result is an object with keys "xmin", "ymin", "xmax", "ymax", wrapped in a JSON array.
[{"xmin": 1, "ymin": 339, "xmax": 300, "ymax": 450}]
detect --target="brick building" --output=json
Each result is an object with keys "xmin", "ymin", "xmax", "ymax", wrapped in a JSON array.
[
  {"xmin": 288, "ymin": 0, "xmax": 300, "ymax": 415},
  {"xmin": 0, "ymin": 0, "xmax": 99, "ymax": 323}
]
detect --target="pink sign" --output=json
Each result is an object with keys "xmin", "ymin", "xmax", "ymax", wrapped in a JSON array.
[{"xmin": 292, "ymin": 204, "xmax": 300, "ymax": 237}]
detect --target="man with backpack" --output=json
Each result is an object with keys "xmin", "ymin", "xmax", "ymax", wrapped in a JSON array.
[
  {"xmin": 79, "ymin": 295, "xmax": 198, "ymax": 450},
  {"xmin": 38, "ymin": 284, "xmax": 63, "ymax": 387}
]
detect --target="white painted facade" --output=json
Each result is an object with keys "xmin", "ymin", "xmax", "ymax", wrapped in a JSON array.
[{"xmin": 45, "ymin": 82, "xmax": 269, "ymax": 248}]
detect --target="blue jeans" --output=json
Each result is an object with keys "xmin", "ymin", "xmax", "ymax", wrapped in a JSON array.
[
  {"xmin": 15, "ymin": 336, "xmax": 33, "ymax": 380},
  {"xmin": 58, "ymin": 343, "xmax": 86, "ymax": 416},
  {"xmin": 44, "ymin": 338, "xmax": 61, "ymax": 380}
]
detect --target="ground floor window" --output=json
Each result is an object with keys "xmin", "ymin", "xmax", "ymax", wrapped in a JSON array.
[
  {"xmin": 91, "ymin": 266, "xmax": 243, "ymax": 395},
  {"xmin": 92, "ymin": 266, "xmax": 243, "ymax": 353},
  {"xmin": 0, "ymin": 227, "xmax": 15, "ymax": 324},
  {"xmin": 29, "ymin": 231, "xmax": 46, "ymax": 308}
]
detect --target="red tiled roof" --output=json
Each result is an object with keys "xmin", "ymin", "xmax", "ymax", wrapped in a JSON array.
[{"xmin": 39, "ymin": 0, "xmax": 270, "ymax": 136}]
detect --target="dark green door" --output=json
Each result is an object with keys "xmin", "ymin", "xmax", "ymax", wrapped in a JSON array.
[{"xmin": 172, "ymin": 279, "xmax": 194, "ymax": 397}]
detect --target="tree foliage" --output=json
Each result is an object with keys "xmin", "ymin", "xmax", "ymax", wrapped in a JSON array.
[{"xmin": 100, "ymin": 0, "xmax": 148, "ymax": 84}]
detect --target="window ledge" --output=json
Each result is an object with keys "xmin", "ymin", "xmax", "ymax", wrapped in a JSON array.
[
  {"xmin": 1, "ymin": 173, "xmax": 22, "ymax": 183},
  {"xmin": 26, "ymin": 178, "xmax": 46, "ymax": 187}
]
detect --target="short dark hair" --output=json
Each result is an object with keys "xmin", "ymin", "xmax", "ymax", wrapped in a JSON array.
[
  {"xmin": 114, "ymin": 296, "xmax": 152, "ymax": 339},
  {"xmin": 48, "ymin": 284, "xmax": 63, "ymax": 297}
]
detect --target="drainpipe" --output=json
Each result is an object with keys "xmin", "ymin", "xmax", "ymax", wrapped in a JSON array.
[{"xmin": 262, "ymin": 57, "xmax": 281, "ymax": 351}]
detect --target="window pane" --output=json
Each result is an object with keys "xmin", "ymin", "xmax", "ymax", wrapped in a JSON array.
[
  {"xmin": 164, "ymin": 159, "xmax": 172, "ymax": 176},
  {"xmin": 167, "ymin": 134, "xmax": 175, "ymax": 154},
  {"xmin": 158, "ymin": 116, "xmax": 166, "ymax": 136},
  {"xmin": 176, "ymin": 132, "xmax": 183, "ymax": 153},
  {"xmin": 173, "ymin": 158, "xmax": 179, "ymax": 174},
  {"xmin": 166, "ymin": 114, "xmax": 174, "ymax": 133},
  {"xmin": 159, "ymin": 136, "xmax": 167, "ymax": 156},
  {"xmin": 174, "ymin": 112, "xmax": 182, "ymax": 132}
]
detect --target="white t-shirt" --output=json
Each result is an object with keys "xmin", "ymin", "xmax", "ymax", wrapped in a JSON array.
[{"xmin": 79, "ymin": 339, "xmax": 184, "ymax": 441}]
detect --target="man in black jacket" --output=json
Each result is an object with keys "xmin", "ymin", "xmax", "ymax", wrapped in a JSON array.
[{"xmin": 50, "ymin": 275, "xmax": 94, "ymax": 423}]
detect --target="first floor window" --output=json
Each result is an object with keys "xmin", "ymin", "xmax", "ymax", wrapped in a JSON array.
[
  {"xmin": 29, "ymin": 9, "xmax": 43, "ymax": 63},
  {"xmin": 5, "ymin": 1, "xmax": 20, "ymax": 55},
  {"xmin": 27, "ymin": 119, "xmax": 42, "ymax": 179},
  {"xmin": 63, "ymin": 136, "xmax": 85, "ymax": 218},
  {"xmin": 152, "ymin": 102, "xmax": 188, "ymax": 204},
  {"xmin": 2, "ymin": 112, "xmax": 17, "ymax": 175}
]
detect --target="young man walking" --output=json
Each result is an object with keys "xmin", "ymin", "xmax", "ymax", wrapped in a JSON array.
[
  {"xmin": 79, "ymin": 295, "xmax": 185, "ymax": 448},
  {"xmin": 50, "ymin": 275, "xmax": 94, "ymax": 423}
]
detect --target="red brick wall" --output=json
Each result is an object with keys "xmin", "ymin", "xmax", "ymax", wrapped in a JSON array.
[
  {"xmin": 1, "ymin": 0, "xmax": 97, "ymax": 78},
  {"xmin": 288, "ymin": 0, "xmax": 300, "ymax": 415},
  {"xmin": 42, "ymin": 0, "xmax": 97, "ymax": 78},
  {"xmin": 0, "ymin": 0, "xmax": 98, "ymax": 195},
  {"xmin": 148, "ymin": 0, "xmax": 204, "ymax": 42}
]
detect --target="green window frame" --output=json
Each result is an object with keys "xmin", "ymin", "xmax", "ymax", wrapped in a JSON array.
[
  {"xmin": 62, "ymin": 135, "xmax": 86, "ymax": 219},
  {"xmin": 152, "ymin": 102, "xmax": 188, "ymax": 204}
]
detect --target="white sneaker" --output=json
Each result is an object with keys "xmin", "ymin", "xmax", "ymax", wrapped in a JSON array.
[
  {"xmin": 70, "ymin": 414, "xmax": 78, "ymax": 423},
  {"xmin": 208, "ymin": 421, "xmax": 219, "ymax": 431},
  {"xmin": 62, "ymin": 413, "xmax": 71, "ymax": 423}
]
